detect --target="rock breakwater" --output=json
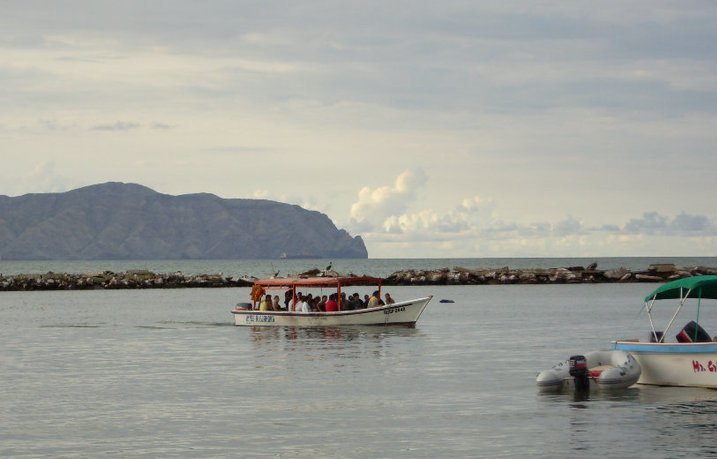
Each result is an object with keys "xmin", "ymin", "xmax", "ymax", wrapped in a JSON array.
[
  {"xmin": 2, "ymin": 263, "xmax": 717, "ymax": 291},
  {"xmin": 0, "ymin": 270, "xmax": 254, "ymax": 291},
  {"xmin": 382, "ymin": 263, "xmax": 717, "ymax": 286}
]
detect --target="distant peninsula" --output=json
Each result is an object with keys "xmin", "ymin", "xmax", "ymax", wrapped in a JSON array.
[{"xmin": 0, "ymin": 182, "xmax": 367, "ymax": 260}]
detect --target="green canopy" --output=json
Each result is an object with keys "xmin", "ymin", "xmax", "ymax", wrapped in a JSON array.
[{"xmin": 645, "ymin": 275, "xmax": 717, "ymax": 302}]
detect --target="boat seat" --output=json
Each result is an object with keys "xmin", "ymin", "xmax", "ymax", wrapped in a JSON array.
[
  {"xmin": 588, "ymin": 365, "xmax": 612, "ymax": 378},
  {"xmin": 649, "ymin": 331, "xmax": 663, "ymax": 342}
]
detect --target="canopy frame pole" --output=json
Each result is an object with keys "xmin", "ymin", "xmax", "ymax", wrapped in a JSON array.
[
  {"xmin": 695, "ymin": 287, "xmax": 703, "ymax": 341},
  {"xmin": 646, "ymin": 296, "xmax": 660, "ymax": 342},
  {"xmin": 663, "ymin": 287, "xmax": 692, "ymax": 342}
]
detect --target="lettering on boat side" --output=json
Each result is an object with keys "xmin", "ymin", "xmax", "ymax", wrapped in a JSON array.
[
  {"xmin": 692, "ymin": 360, "xmax": 717, "ymax": 373},
  {"xmin": 245, "ymin": 315, "xmax": 275, "ymax": 323},
  {"xmin": 384, "ymin": 306, "xmax": 406, "ymax": 315}
]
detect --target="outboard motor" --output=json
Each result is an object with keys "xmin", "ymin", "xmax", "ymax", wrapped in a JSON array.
[
  {"xmin": 676, "ymin": 321, "xmax": 712, "ymax": 343},
  {"xmin": 568, "ymin": 355, "xmax": 589, "ymax": 392}
]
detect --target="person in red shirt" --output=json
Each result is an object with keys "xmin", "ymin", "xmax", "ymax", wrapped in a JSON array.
[{"xmin": 324, "ymin": 293, "xmax": 339, "ymax": 312}]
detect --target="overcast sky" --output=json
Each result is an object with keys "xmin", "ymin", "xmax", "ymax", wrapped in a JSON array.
[{"xmin": 2, "ymin": 1, "xmax": 717, "ymax": 258}]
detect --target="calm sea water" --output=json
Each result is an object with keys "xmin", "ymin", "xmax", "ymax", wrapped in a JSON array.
[{"xmin": 3, "ymin": 259, "xmax": 717, "ymax": 458}]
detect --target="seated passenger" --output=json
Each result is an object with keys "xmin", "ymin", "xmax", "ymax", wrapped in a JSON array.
[
  {"xmin": 368, "ymin": 290, "xmax": 381, "ymax": 308},
  {"xmin": 325, "ymin": 293, "xmax": 339, "ymax": 312},
  {"xmin": 352, "ymin": 293, "xmax": 364, "ymax": 309},
  {"xmin": 272, "ymin": 295, "xmax": 282, "ymax": 311},
  {"xmin": 343, "ymin": 293, "xmax": 358, "ymax": 310},
  {"xmin": 259, "ymin": 294, "xmax": 272, "ymax": 311},
  {"xmin": 295, "ymin": 295, "xmax": 310, "ymax": 313},
  {"xmin": 384, "ymin": 293, "xmax": 395, "ymax": 304},
  {"xmin": 318, "ymin": 295, "xmax": 327, "ymax": 312},
  {"xmin": 292, "ymin": 291, "xmax": 303, "ymax": 311}
]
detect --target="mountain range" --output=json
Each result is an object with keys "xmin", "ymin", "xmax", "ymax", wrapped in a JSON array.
[{"xmin": 0, "ymin": 182, "xmax": 367, "ymax": 260}]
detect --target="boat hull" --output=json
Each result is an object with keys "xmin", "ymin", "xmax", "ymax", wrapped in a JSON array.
[
  {"xmin": 613, "ymin": 341, "xmax": 717, "ymax": 388},
  {"xmin": 232, "ymin": 296, "xmax": 432, "ymax": 327}
]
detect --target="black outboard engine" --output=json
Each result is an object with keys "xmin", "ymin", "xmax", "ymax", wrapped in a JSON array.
[
  {"xmin": 676, "ymin": 321, "xmax": 712, "ymax": 343},
  {"xmin": 569, "ymin": 355, "xmax": 589, "ymax": 392}
]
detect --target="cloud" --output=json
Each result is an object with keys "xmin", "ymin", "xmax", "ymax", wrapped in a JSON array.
[
  {"xmin": 23, "ymin": 161, "xmax": 76, "ymax": 194},
  {"xmin": 150, "ymin": 122, "xmax": 174, "ymax": 130},
  {"xmin": 251, "ymin": 189, "xmax": 329, "ymax": 214},
  {"xmin": 624, "ymin": 211, "xmax": 715, "ymax": 235},
  {"xmin": 364, "ymin": 206, "xmax": 717, "ymax": 257},
  {"xmin": 381, "ymin": 196, "xmax": 495, "ymax": 235},
  {"xmin": 478, "ymin": 217, "xmax": 585, "ymax": 240},
  {"xmin": 671, "ymin": 212, "xmax": 712, "ymax": 232},
  {"xmin": 202, "ymin": 146, "xmax": 280, "ymax": 156},
  {"xmin": 349, "ymin": 168, "xmax": 428, "ymax": 229},
  {"xmin": 383, "ymin": 210, "xmax": 442, "ymax": 234},
  {"xmin": 347, "ymin": 169, "xmax": 495, "ymax": 237},
  {"xmin": 350, "ymin": 178, "xmax": 717, "ymax": 256},
  {"xmin": 90, "ymin": 121, "xmax": 140, "ymax": 131},
  {"xmin": 554, "ymin": 216, "xmax": 585, "ymax": 237},
  {"xmin": 479, "ymin": 212, "xmax": 716, "ymax": 241}
]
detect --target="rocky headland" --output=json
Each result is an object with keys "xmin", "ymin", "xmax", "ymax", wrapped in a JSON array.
[
  {"xmin": 0, "ymin": 182, "xmax": 367, "ymax": 260},
  {"xmin": 1, "ymin": 263, "xmax": 716, "ymax": 291}
]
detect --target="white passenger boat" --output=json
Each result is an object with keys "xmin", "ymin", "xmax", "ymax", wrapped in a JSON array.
[
  {"xmin": 232, "ymin": 276, "xmax": 432, "ymax": 327},
  {"xmin": 612, "ymin": 275, "xmax": 717, "ymax": 388},
  {"xmin": 536, "ymin": 350, "xmax": 641, "ymax": 392}
]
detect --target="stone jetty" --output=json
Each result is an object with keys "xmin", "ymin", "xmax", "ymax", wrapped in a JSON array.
[
  {"xmin": 0, "ymin": 270, "xmax": 254, "ymax": 292},
  {"xmin": 1, "ymin": 263, "xmax": 717, "ymax": 291},
  {"xmin": 382, "ymin": 263, "xmax": 717, "ymax": 286}
]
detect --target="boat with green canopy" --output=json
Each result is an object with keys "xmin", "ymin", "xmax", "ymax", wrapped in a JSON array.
[{"xmin": 612, "ymin": 275, "xmax": 717, "ymax": 388}]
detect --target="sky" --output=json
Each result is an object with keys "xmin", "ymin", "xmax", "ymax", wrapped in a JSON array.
[{"xmin": 2, "ymin": 1, "xmax": 717, "ymax": 258}]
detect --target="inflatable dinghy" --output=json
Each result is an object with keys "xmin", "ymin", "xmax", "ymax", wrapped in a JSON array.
[{"xmin": 536, "ymin": 350, "xmax": 641, "ymax": 392}]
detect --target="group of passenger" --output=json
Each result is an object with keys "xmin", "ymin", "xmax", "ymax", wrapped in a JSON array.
[{"xmin": 255, "ymin": 289, "xmax": 395, "ymax": 312}]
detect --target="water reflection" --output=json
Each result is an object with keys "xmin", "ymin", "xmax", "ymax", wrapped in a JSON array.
[
  {"xmin": 246, "ymin": 325, "xmax": 422, "ymax": 359},
  {"xmin": 157, "ymin": 320, "xmax": 233, "ymax": 327},
  {"xmin": 636, "ymin": 385, "xmax": 717, "ymax": 405},
  {"xmin": 538, "ymin": 385, "xmax": 717, "ymax": 457},
  {"xmin": 538, "ymin": 387, "xmax": 643, "ymax": 406},
  {"xmin": 643, "ymin": 389, "xmax": 717, "ymax": 456},
  {"xmin": 248, "ymin": 325, "xmax": 420, "ymax": 341}
]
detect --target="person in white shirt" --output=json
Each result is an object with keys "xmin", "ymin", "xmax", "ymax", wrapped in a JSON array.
[
  {"xmin": 295, "ymin": 294, "xmax": 310, "ymax": 313},
  {"xmin": 292, "ymin": 291, "xmax": 302, "ymax": 311}
]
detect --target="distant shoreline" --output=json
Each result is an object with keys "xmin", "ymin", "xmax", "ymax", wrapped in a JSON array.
[{"xmin": 1, "ymin": 263, "xmax": 715, "ymax": 291}]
